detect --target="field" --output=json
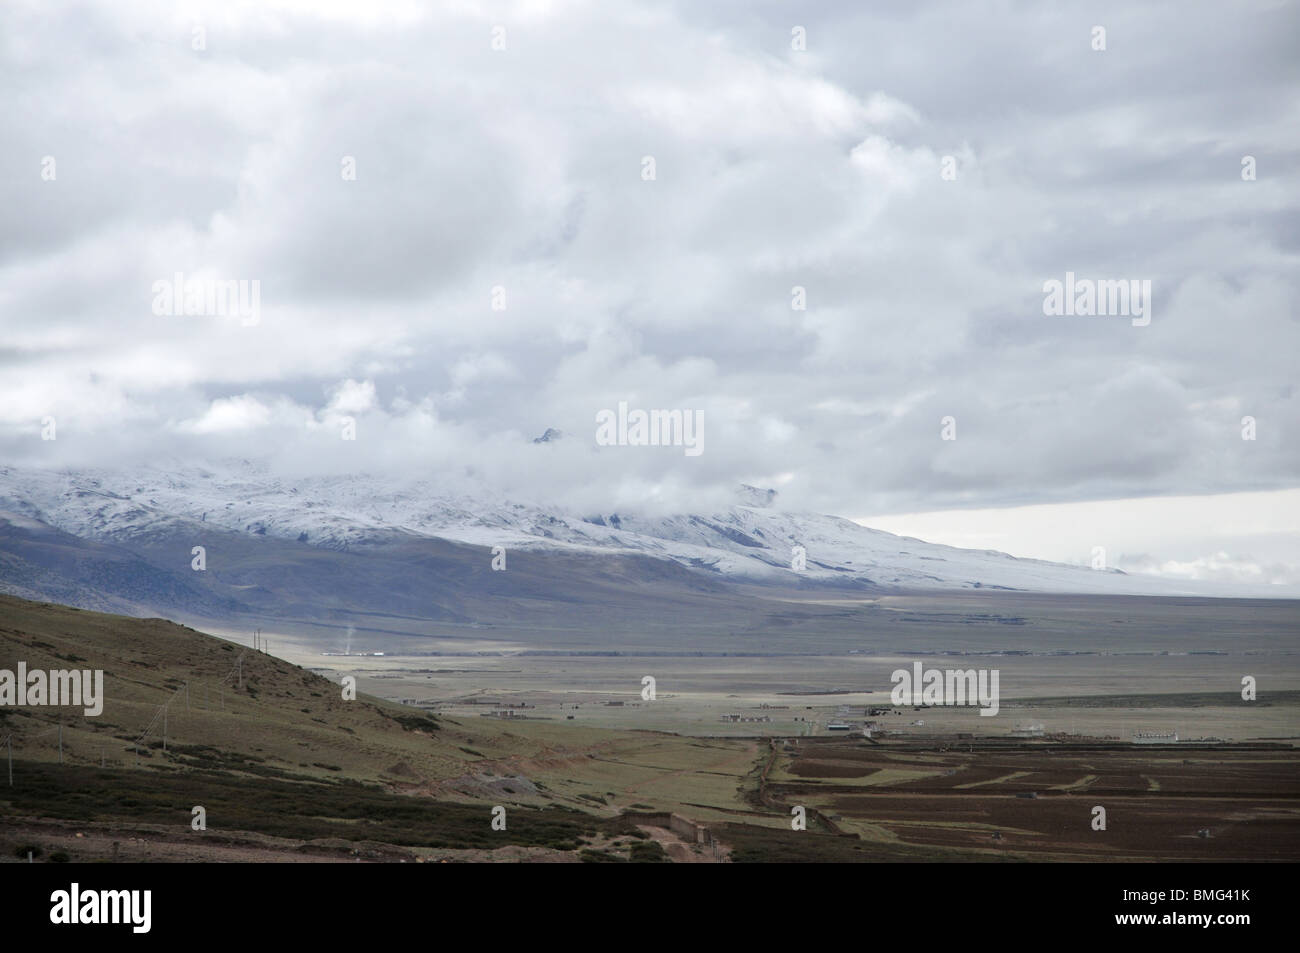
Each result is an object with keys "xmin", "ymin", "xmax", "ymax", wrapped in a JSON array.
[
  {"xmin": 2, "ymin": 592, "xmax": 1298, "ymax": 862},
  {"xmin": 762, "ymin": 739, "xmax": 1299, "ymax": 861}
]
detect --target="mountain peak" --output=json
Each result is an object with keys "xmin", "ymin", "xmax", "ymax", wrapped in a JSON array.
[{"xmin": 735, "ymin": 484, "xmax": 777, "ymax": 508}]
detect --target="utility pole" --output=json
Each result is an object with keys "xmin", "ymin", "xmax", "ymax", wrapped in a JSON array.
[
  {"xmin": 6, "ymin": 735, "xmax": 11, "ymax": 787},
  {"xmin": 163, "ymin": 706, "xmax": 167, "ymax": 753},
  {"xmin": 185, "ymin": 681, "xmax": 190, "ymax": 712}
]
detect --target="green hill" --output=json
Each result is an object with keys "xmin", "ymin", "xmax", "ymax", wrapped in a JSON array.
[{"xmin": 0, "ymin": 595, "xmax": 661, "ymax": 861}]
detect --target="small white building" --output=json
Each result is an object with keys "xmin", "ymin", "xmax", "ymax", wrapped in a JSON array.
[
  {"xmin": 1133, "ymin": 730, "xmax": 1178, "ymax": 744},
  {"xmin": 1011, "ymin": 722, "xmax": 1045, "ymax": 738}
]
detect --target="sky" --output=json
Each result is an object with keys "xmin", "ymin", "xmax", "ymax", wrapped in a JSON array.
[
  {"xmin": 1, "ymin": 0, "xmax": 1297, "ymax": 585},
  {"xmin": 860, "ymin": 488, "xmax": 1300, "ymax": 587}
]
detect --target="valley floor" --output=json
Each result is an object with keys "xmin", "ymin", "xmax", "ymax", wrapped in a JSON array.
[{"xmin": 2, "ymin": 594, "xmax": 1298, "ymax": 862}]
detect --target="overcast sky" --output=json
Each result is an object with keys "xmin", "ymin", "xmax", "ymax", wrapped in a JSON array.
[{"xmin": 2, "ymin": 0, "xmax": 1297, "ymax": 584}]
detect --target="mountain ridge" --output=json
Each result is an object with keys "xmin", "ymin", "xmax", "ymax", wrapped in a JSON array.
[{"xmin": 0, "ymin": 463, "xmax": 1288, "ymax": 615}]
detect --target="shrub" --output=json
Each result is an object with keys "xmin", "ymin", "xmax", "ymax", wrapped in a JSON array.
[
  {"xmin": 629, "ymin": 841, "xmax": 668, "ymax": 863},
  {"xmin": 580, "ymin": 848, "xmax": 626, "ymax": 863}
]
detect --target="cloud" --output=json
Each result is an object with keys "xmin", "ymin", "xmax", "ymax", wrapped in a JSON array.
[
  {"xmin": 177, "ymin": 395, "xmax": 275, "ymax": 434},
  {"xmin": 0, "ymin": 0, "xmax": 1296, "ymax": 543},
  {"xmin": 324, "ymin": 379, "xmax": 377, "ymax": 416},
  {"xmin": 1123, "ymin": 552, "xmax": 1300, "ymax": 589}
]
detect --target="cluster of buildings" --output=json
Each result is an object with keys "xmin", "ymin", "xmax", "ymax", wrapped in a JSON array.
[
  {"xmin": 469, "ymin": 700, "xmax": 534, "ymax": 719},
  {"xmin": 825, "ymin": 704, "xmax": 878, "ymax": 734},
  {"xmin": 1010, "ymin": 722, "xmax": 1046, "ymax": 738},
  {"xmin": 1133, "ymin": 730, "xmax": 1179, "ymax": 744}
]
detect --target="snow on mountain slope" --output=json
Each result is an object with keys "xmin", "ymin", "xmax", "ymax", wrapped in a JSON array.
[{"xmin": 0, "ymin": 463, "xmax": 1280, "ymax": 597}]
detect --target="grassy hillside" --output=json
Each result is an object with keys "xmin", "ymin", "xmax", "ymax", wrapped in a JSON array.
[
  {"xmin": 0, "ymin": 593, "xmax": 470, "ymax": 783},
  {"xmin": 0, "ymin": 594, "xmax": 788, "ymax": 861}
]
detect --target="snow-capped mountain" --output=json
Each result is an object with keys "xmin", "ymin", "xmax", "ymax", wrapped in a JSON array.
[{"xmin": 0, "ymin": 462, "xmax": 1270, "ymax": 599}]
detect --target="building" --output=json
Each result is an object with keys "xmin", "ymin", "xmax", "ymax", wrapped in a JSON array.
[
  {"xmin": 1133, "ymin": 730, "xmax": 1178, "ymax": 744},
  {"xmin": 1011, "ymin": 722, "xmax": 1045, "ymax": 738}
]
